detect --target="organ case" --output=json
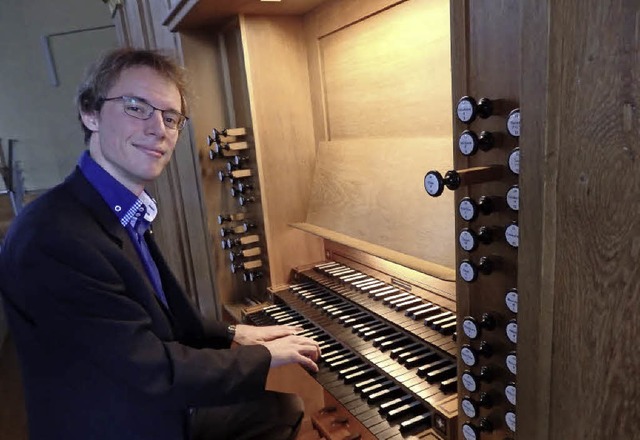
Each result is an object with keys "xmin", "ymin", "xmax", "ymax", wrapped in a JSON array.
[
  {"xmin": 114, "ymin": 0, "xmax": 640, "ymax": 438},
  {"xmin": 167, "ymin": 0, "xmax": 505, "ymax": 438}
]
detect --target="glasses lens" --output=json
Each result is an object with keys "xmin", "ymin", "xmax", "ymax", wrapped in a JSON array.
[
  {"xmin": 122, "ymin": 97, "xmax": 153, "ymax": 120},
  {"xmin": 162, "ymin": 111, "xmax": 184, "ymax": 130},
  {"xmin": 118, "ymin": 96, "xmax": 186, "ymax": 130}
]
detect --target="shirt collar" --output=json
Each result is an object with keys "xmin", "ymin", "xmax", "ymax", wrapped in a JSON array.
[{"xmin": 78, "ymin": 151, "xmax": 158, "ymax": 231}]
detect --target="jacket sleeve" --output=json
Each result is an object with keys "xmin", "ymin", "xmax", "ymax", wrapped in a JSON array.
[
  {"xmin": 3, "ymin": 231, "xmax": 271, "ymax": 410},
  {"xmin": 145, "ymin": 233, "xmax": 236, "ymax": 351}
]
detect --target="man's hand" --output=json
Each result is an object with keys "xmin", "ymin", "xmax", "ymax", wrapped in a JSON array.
[
  {"xmin": 233, "ymin": 324, "xmax": 302, "ymax": 345},
  {"xmin": 233, "ymin": 324, "xmax": 321, "ymax": 372},
  {"xmin": 263, "ymin": 334, "xmax": 321, "ymax": 373}
]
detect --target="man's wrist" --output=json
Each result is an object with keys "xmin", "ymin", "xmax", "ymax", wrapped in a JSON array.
[{"xmin": 226, "ymin": 324, "xmax": 236, "ymax": 343}]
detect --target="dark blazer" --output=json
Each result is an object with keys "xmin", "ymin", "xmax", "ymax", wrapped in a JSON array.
[{"xmin": 0, "ymin": 168, "xmax": 271, "ymax": 440}]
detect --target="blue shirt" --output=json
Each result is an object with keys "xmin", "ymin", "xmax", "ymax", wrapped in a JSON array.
[{"xmin": 77, "ymin": 151, "xmax": 168, "ymax": 307}]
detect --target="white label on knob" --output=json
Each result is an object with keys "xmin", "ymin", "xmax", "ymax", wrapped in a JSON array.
[
  {"xmin": 462, "ymin": 399, "xmax": 477, "ymax": 418},
  {"xmin": 457, "ymin": 100, "xmax": 474, "ymax": 123},
  {"xmin": 505, "ymin": 384, "xmax": 517, "ymax": 405},
  {"xmin": 505, "ymin": 224, "xmax": 519, "ymax": 248},
  {"xmin": 459, "ymin": 230, "xmax": 476, "ymax": 251},
  {"xmin": 505, "ymin": 411, "xmax": 517, "ymax": 432},
  {"xmin": 424, "ymin": 173, "xmax": 441, "ymax": 196},
  {"xmin": 462, "ymin": 424, "xmax": 478, "ymax": 440},
  {"xmin": 507, "ymin": 109, "xmax": 520, "ymax": 137},
  {"xmin": 463, "ymin": 318, "xmax": 479, "ymax": 339},
  {"xmin": 460, "ymin": 346, "xmax": 477, "ymax": 367},
  {"xmin": 462, "ymin": 372, "xmax": 478, "ymax": 392},
  {"xmin": 505, "ymin": 289, "xmax": 518, "ymax": 314},
  {"xmin": 459, "ymin": 261, "xmax": 476, "ymax": 283},
  {"xmin": 459, "ymin": 199, "xmax": 476, "ymax": 221},
  {"xmin": 459, "ymin": 132, "xmax": 476, "ymax": 156},
  {"xmin": 506, "ymin": 321, "xmax": 518, "ymax": 344},
  {"xmin": 506, "ymin": 186, "xmax": 520, "ymax": 211},
  {"xmin": 508, "ymin": 148, "xmax": 520, "ymax": 175},
  {"xmin": 506, "ymin": 353, "xmax": 517, "ymax": 375}
]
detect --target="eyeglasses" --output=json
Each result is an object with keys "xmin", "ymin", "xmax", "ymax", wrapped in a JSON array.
[{"xmin": 100, "ymin": 95, "xmax": 188, "ymax": 130}]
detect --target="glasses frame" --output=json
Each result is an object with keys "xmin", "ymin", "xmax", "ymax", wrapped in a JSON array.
[{"xmin": 100, "ymin": 95, "xmax": 188, "ymax": 131}]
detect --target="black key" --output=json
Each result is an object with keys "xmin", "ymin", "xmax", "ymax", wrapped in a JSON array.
[
  {"xmin": 367, "ymin": 385, "xmax": 403, "ymax": 404},
  {"xmin": 361, "ymin": 379, "xmax": 392, "ymax": 396},
  {"xmin": 424, "ymin": 311, "xmax": 452, "ymax": 326},
  {"xmin": 404, "ymin": 351, "xmax": 440, "ymax": 369},
  {"xmin": 338, "ymin": 311, "xmax": 369, "ymax": 324},
  {"xmin": 344, "ymin": 367, "xmax": 378, "ymax": 384},
  {"xmin": 329, "ymin": 355, "xmax": 361, "ymax": 370},
  {"xmin": 395, "ymin": 298, "xmax": 423, "ymax": 311},
  {"xmin": 417, "ymin": 358, "xmax": 449, "ymax": 377},
  {"xmin": 372, "ymin": 288, "xmax": 400, "ymax": 300},
  {"xmin": 363, "ymin": 326, "xmax": 393, "ymax": 341},
  {"xmin": 390, "ymin": 342, "xmax": 423, "ymax": 359},
  {"xmin": 379, "ymin": 336, "xmax": 412, "ymax": 352},
  {"xmin": 404, "ymin": 302, "xmax": 434, "ymax": 316},
  {"xmin": 338, "ymin": 363, "xmax": 368, "ymax": 378},
  {"xmin": 430, "ymin": 314, "xmax": 456, "ymax": 330},
  {"xmin": 322, "ymin": 348, "xmax": 350, "ymax": 360},
  {"xmin": 318, "ymin": 341, "xmax": 342, "ymax": 352},
  {"xmin": 411, "ymin": 305, "xmax": 441, "ymax": 320},
  {"xmin": 386, "ymin": 294, "xmax": 415, "ymax": 307},
  {"xmin": 352, "ymin": 277, "xmax": 378, "ymax": 287},
  {"xmin": 426, "ymin": 363, "xmax": 457, "ymax": 384},
  {"xmin": 355, "ymin": 322, "xmax": 386, "ymax": 336},
  {"xmin": 359, "ymin": 281, "xmax": 386, "ymax": 292},
  {"xmin": 372, "ymin": 332, "xmax": 402, "ymax": 347},
  {"xmin": 378, "ymin": 394, "xmax": 414, "ymax": 415},
  {"xmin": 397, "ymin": 346, "xmax": 433, "ymax": 363},
  {"xmin": 386, "ymin": 400, "xmax": 423, "ymax": 421},
  {"xmin": 439, "ymin": 376, "xmax": 457, "ymax": 393},
  {"xmin": 439, "ymin": 320, "xmax": 457, "ymax": 335},
  {"xmin": 399, "ymin": 412, "xmax": 432, "ymax": 433},
  {"xmin": 354, "ymin": 376, "xmax": 386, "ymax": 392},
  {"xmin": 383, "ymin": 292, "xmax": 411, "ymax": 304}
]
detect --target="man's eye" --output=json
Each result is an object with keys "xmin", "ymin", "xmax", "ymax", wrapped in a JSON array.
[
  {"xmin": 164, "ymin": 113, "xmax": 179, "ymax": 124},
  {"xmin": 126, "ymin": 104, "xmax": 146, "ymax": 114}
]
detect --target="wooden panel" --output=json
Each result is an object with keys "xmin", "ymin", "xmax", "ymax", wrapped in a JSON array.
[
  {"xmin": 179, "ymin": 30, "xmax": 267, "ymax": 306},
  {"xmin": 519, "ymin": 0, "xmax": 553, "ymax": 438},
  {"xmin": 265, "ymin": 364, "xmax": 326, "ymax": 433},
  {"xmin": 240, "ymin": 15, "xmax": 325, "ymax": 288},
  {"xmin": 305, "ymin": 138, "xmax": 455, "ymax": 270},
  {"xmin": 449, "ymin": 2, "xmax": 521, "ymax": 439},
  {"xmin": 522, "ymin": 1, "xmax": 640, "ymax": 439},
  {"xmin": 292, "ymin": 223, "xmax": 456, "ymax": 284},
  {"xmin": 319, "ymin": 0, "xmax": 452, "ymax": 139},
  {"xmin": 305, "ymin": 0, "xmax": 405, "ymax": 40},
  {"xmin": 165, "ymin": 0, "xmax": 328, "ymax": 31},
  {"xmin": 303, "ymin": 0, "xmax": 409, "ymax": 145}
]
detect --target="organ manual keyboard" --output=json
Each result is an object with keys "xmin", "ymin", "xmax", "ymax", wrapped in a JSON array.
[{"xmin": 245, "ymin": 243, "xmax": 459, "ymax": 440}]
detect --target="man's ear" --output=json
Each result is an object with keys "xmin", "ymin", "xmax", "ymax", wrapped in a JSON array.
[{"xmin": 80, "ymin": 111, "xmax": 99, "ymax": 132}]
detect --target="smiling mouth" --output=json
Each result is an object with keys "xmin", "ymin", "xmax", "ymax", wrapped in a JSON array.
[{"xmin": 135, "ymin": 144, "xmax": 166, "ymax": 157}]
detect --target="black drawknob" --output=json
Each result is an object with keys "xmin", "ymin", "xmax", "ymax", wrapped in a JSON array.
[
  {"xmin": 239, "ymin": 196, "xmax": 256, "ymax": 206},
  {"xmin": 456, "ymin": 96, "xmax": 494, "ymax": 123},
  {"xmin": 458, "ymin": 130, "xmax": 495, "ymax": 156}
]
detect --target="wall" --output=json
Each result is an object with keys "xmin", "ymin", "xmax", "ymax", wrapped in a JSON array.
[
  {"xmin": 0, "ymin": 0, "xmax": 116, "ymax": 351},
  {"xmin": 0, "ymin": 0, "xmax": 118, "ymax": 192}
]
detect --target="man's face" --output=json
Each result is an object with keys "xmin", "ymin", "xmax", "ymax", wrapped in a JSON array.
[{"xmin": 83, "ymin": 66, "xmax": 182, "ymax": 195}]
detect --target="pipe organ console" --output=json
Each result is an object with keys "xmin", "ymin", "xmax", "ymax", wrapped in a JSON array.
[
  {"xmin": 119, "ymin": 0, "xmax": 638, "ymax": 438},
  {"xmin": 167, "ymin": 0, "xmax": 522, "ymax": 437}
]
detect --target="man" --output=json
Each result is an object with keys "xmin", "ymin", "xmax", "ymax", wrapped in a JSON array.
[{"xmin": 0, "ymin": 48, "xmax": 320, "ymax": 440}]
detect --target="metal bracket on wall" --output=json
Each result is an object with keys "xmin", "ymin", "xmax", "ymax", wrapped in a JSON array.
[{"xmin": 41, "ymin": 24, "xmax": 115, "ymax": 87}]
